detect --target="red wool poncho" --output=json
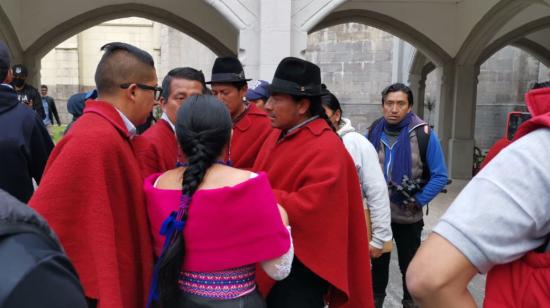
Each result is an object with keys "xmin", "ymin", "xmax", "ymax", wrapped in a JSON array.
[
  {"xmin": 253, "ymin": 118, "xmax": 374, "ymax": 308},
  {"xmin": 231, "ymin": 103, "xmax": 272, "ymax": 170},
  {"xmin": 137, "ymin": 118, "xmax": 182, "ymax": 178},
  {"xmin": 30, "ymin": 101, "xmax": 154, "ymax": 308}
]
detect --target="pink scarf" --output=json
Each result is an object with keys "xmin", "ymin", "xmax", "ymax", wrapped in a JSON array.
[{"xmin": 144, "ymin": 172, "xmax": 290, "ymax": 272}]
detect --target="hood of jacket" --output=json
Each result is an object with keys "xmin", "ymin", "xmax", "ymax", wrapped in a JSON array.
[
  {"xmin": 337, "ymin": 117, "xmax": 356, "ymax": 137},
  {"xmin": 0, "ymin": 84, "xmax": 19, "ymax": 115}
]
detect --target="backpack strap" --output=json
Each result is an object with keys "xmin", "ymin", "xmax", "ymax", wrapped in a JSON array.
[{"xmin": 415, "ymin": 124, "xmax": 430, "ymax": 183}]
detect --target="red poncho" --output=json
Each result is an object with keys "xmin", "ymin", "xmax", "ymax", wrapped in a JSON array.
[
  {"xmin": 137, "ymin": 118, "xmax": 181, "ymax": 178},
  {"xmin": 29, "ymin": 101, "xmax": 154, "ymax": 308},
  {"xmin": 231, "ymin": 103, "xmax": 272, "ymax": 170},
  {"xmin": 253, "ymin": 118, "xmax": 374, "ymax": 307}
]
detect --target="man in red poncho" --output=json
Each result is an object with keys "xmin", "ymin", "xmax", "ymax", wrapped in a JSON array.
[
  {"xmin": 138, "ymin": 67, "xmax": 206, "ymax": 177},
  {"xmin": 208, "ymin": 57, "xmax": 272, "ymax": 169},
  {"xmin": 253, "ymin": 57, "xmax": 374, "ymax": 308},
  {"xmin": 30, "ymin": 42, "xmax": 158, "ymax": 308}
]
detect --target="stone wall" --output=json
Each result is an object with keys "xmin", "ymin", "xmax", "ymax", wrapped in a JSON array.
[
  {"xmin": 475, "ymin": 46, "xmax": 545, "ymax": 149},
  {"xmin": 40, "ymin": 17, "xmax": 216, "ymax": 125},
  {"xmin": 305, "ymin": 23, "xmax": 395, "ymax": 134}
]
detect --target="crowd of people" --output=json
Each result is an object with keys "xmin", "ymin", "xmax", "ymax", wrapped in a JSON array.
[{"xmin": 0, "ymin": 38, "xmax": 548, "ymax": 308}]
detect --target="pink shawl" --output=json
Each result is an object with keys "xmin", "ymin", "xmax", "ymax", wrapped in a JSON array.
[{"xmin": 144, "ymin": 172, "xmax": 290, "ymax": 272}]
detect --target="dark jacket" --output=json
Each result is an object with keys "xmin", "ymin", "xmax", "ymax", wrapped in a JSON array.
[
  {"xmin": 0, "ymin": 84, "xmax": 53, "ymax": 203},
  {"xmin": 0, "ymin": 189, "xmax": 87, "ymax": 307},
  {"xmin": 42, "ymin": 95, "xmax": 61, "ymax": 125},
  {"xmin": 13, "ymin": 83, "xmax": 44, "ymax": 119}
]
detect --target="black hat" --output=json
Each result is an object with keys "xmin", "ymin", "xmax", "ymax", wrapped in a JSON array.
[
  {"xmin": 269, "ymin": 57, "xmax": 322, "ymax": 97},
  {"xmin": 206, "ymin": 56, "xmax": 250, "ymax": 84},
  {"xmin": 0, "ymin": 41, "xmax": 10, "ymax": 70},
  {"xmin": 12, "ymin": 64, "xmax": 28, "ymax": 78}
]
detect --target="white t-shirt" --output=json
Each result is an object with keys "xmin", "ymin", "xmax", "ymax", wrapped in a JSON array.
[{"xmin": 434, "ymin": 128, "xmax": 550, "ymax": 274}]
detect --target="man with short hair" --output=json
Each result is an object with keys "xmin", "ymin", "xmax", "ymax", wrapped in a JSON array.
[
  {"xmin": 208, "ymin": 57, "xmax": 272, "ymax": 169},
  {"xmin": 367, "ymin": 83, "xmax": 448, "ymax": 308},
  {"xmin": 11, "ymin": 64, "xmax": 44, "ymax": 119},
  {"xmin": 30, "ymin": 42, "xmax": 158, "ymax": 308},
  {"xmin": 0, "ymin": 41, "xmax": 53, "ymax": 203},
  {"xmin": 40, "ymin": 85, "xmax": 61, "ymax": 135},
  {"xmin": 138, "ymin": 67, "xmax": 207, "ymax": 176}
]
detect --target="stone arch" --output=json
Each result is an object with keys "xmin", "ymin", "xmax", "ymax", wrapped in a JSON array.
[
  {"xmin": 0, "ymin": 5, "xmax": 23, "ymax": 62},
  {"xmin": 309, "ymin": 9, "xmax": 452, "ymax": 66},
  {"xmin": 26, "ymin": 3, "xmax": 238, "ymax": 63},
  {"xmin": 511, "ymin": 38, "xmax": 550, "ymax": 68},
  {"xmin": 477, "ymin": 16, "xmax": 550, "ymax": 67}
]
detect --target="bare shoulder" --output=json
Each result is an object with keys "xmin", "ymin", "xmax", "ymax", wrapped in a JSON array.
[
  {"xmin": 201, "ymin": 164, "xmax": 255, "ymax": 189},
  {"xmin": 155, "ymin": 167, "xmax": 184, "ymax": 190}
]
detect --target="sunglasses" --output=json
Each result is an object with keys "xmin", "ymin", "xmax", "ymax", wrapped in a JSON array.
[{"xmin": 120, "ymin": 83, "xmax": 162, "ymax": 101}]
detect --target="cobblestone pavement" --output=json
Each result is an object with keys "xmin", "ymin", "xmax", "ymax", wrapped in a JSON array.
[{"xmin": 382, "ymin": 179, "xmax": 486, "ymax": 308}]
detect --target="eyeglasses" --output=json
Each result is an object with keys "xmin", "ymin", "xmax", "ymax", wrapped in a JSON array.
[{"xmin": 120, "ymin": 83, "xmax": 162, "ymax": 101}]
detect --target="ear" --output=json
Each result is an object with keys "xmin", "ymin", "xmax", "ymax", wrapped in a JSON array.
[
  {"xmin": 297, "ymin": 98, "xmax": 311, "ymax": 115},
  {"xmin": 159, "ymin": 97, "xmax": 167, "ymax": 112},
  {"xmin": 126, "ymin": 83, "xmax": 138, "ymax": 102},
  {"xmin": 240, "ymin": 84, "xmax": 248, "ymax": 98},
  {"xmin": 335, "ymin": 109, "xmax": 342, "ymax": 122}
]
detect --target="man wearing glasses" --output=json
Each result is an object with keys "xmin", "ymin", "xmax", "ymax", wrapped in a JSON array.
[{"xmin": 30, "ymin": 42, "xmax": 158, "ymax": 308}]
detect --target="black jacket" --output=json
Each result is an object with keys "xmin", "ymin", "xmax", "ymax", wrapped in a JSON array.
[
  {"xmin": 42, "ymin": 95, "xmax": 61, "ymax": 125},
  {"xmin": 0, "ymin": 189, "xmax": 87, "ymax": 308},
  {"xmin": 13, "ymin": 83, "xmax": 44, "ymax": 120},
  {"xmin": 0, "ymin": 84, "xmax": 53, "ymax": 203}
]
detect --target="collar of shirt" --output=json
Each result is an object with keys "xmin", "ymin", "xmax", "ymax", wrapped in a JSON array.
[
  {"xmin": 286, "ymin": 116, "xmax": 320, "ymax": 135},
  {"xmin": 115, "ymin": 108, "xmax": 137, "ymax": 137},
  {"xmin": 161, "ymin": 112, "xmax": 176, "ymax": 133}
]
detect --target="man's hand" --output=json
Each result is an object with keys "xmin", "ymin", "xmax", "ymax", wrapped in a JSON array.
[{"xmin": 369, "ymin": 245, "xmax": 383, "ymax": 258}]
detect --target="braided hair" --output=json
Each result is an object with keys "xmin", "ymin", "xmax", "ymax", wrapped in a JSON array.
[{"xmin": 155, "ymin": 95, "xmax": 232, "ymax": 308}]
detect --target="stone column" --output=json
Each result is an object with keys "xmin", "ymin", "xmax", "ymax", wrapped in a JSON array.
[
  {"xmin": 448, "ymin": 63, "xmax": 478, "ymax": 179},
  {"xmin": 408, "ymin": 73, "xmax": 424, "ymax": 117},
  {"xmin": 258, "ymin": 0, "xmax": 292, "ymax": 80},
  {"xmin": 437, "ymin": 62, "xmax": 455, "ymax": 163}
]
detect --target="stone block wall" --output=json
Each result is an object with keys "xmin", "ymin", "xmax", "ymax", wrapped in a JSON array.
[{"xmin": 306, "ymin": 23, "xmax": 395, "ymax": 134}]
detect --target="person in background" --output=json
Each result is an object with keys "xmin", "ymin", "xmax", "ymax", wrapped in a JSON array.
[
  {"xmin": 40, "ymin": 84, "xmax": 61, "ymax": 135},
  {"xmin": 0, "ymin": 41, "xmax": 53, "ymax": 203},
  {"xmin": 208, "ymin": 57, "xmax": 272, "ymax": 170},
  {"xmin": 246, "ymin": 79, "xmax": 270, "ymax": 112},
  {"xmin": 11, "ymin": 64, "xmax": 44, "ymax": 119},
  {"xmin": 64, "ymin": 88, "xmax": 97, "ymax": 135},
  {"xmin": 366, "ymin": 83, "xmax": 448, "ymax": 308},
  {"xmin": 320, "ymin": 85, "xmax": 392, "ymax": 259}
]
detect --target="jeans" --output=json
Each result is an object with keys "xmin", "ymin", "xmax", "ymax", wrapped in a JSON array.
[{"xmin": 371, "ymin": 220, "xmax": 424, "ymax": 302}]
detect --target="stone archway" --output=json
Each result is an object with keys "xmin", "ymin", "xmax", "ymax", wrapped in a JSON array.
[
  {"xmin": 20, "ymin": 3, "xmax": 240, "ymax": 86},
  {"xmin": 0, "ymin": 5, "xmax": 23, "ymax": 63},
  {"xmin": 446, "ymin": 0, "xmax": 542, "ymax": 179}
]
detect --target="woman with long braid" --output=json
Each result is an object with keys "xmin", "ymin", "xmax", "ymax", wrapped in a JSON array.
[{"xmin": 144, "ymin": 95, "xmax": 293, "ymax": 308}]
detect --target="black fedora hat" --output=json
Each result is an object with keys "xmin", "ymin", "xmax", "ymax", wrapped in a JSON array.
[
  {"xmin": 269, "ymin": 57, "xmax": 322, "ymax": 97},
  {"xmin": 206, "ymin": 56, "xmax": 251, "ymax": 84}
]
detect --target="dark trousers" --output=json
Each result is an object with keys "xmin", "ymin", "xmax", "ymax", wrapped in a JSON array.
[
  {"xmin": 371, "ymin": 220, "xmax": 424, "ymax": 302},
  {"xmin": 266, "ymin": 258, "xmax": 329, "ymax": 308}
]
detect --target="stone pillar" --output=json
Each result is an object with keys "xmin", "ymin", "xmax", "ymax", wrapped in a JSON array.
[
  {"xmin": 448, "ymin": 63, "xmax": 478, "ymax": 179},
  {"xmin": 408, "ymin": 73, "xmax": 424, "ymax": 117},
  {"xmin": 258, "ymin": 0, "xmax": 292, "ymax": 80},
  {"xmin": 437, "ymin": 63, "xmax": 455, "ymax": 163}
]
